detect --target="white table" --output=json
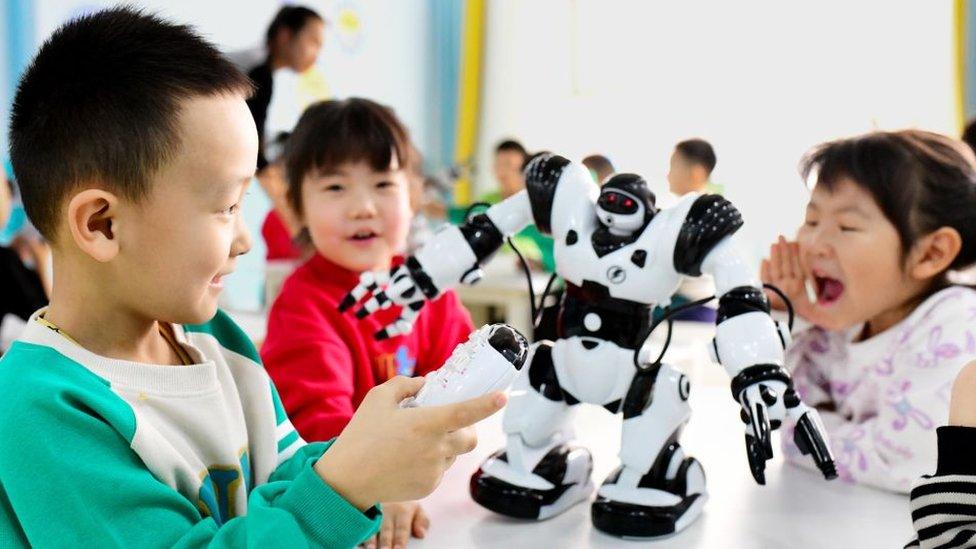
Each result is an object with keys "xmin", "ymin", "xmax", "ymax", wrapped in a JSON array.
[
  {"xmin": 417, "ymin": 384, "xmax": 915, "ymax": 548},
  {"xmin": 225, "ymin": 265, "xmax": 915, "ymax": 546}
]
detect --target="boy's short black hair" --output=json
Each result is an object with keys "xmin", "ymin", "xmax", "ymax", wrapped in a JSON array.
[
  {"xmin": 284, "ymin": 98, "xmax": 410, "ymax": 217},
  {"xmin": 495, "ymin": 139, "xmax": 528, "ymax": 158},
  {"xmin": 674, "ymin": 139, "xmax": 717, "ymax": 175},
  {"xmin": 265, "ymin": 6, "xmax": 324, "ymax": 49},
  {"xmin": 582, "ymin": 154, "xmax": 615, "ymax": 174},
  {"xmin": 8, "ymin": 7, "xmax": 253, "ymax": 240}
]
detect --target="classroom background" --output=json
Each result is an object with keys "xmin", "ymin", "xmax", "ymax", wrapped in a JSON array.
[
  {"xmin": 1, "ymin": 0, "xmax": 966, "ymax": 314},
  {"xmin": 1, "ymin": 2, "xmax": 974, "ymax": 546}
]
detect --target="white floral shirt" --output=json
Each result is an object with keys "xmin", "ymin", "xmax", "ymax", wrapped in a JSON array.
[{"xmin": 783, "ymin": 286, "xmax": 976, "ymax": 493}]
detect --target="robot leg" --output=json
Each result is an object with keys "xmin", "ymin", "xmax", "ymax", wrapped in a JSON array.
[
  {"xmin": 470, "ymin": 341, "xmax": 594, "ymax": 520},
  {"xmin": 591, "ymin": 362, "xmax": 707, "ymax": 539}
]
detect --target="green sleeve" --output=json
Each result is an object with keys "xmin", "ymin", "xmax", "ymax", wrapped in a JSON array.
[
  {"xmin": 0, "ymin": 343, "xmax": 380, "ymax": 548},
  {"xmin": 269, "ymin": 441, "xmax": 330, "ymax": 482}
]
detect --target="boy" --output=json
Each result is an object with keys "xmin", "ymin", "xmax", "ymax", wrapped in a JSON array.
[
  {"xmin": 0, "ymin": 8, "xmax": 503, "ymax": 547},
  {"xmin": 660, "ymin": 138, "xmax": 721, "ymax": 323},
  {"xmin": 491, "ymin": 139, "xmax": 529, "ymax": 199},
  {"xmin": 667, "ymin": 138, "xmax": 722, "ymax": 196},
  {"xmin": 582, "ymin": 153, "xmax": 615, "ymax": 184}
]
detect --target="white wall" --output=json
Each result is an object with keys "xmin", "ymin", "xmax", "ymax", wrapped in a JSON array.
[
  {"xmin": 31, "ymin": 0, "xmax": 432, "ymax": 147},
  {"xmin": 477, "ymin": 0, "xmax": 956, "ymax": 260}
]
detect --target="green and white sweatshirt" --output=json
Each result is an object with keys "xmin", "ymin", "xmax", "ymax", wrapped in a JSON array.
[{"xmin": 0, "ymin": 309, "xmax": 381, "ymax": 548}]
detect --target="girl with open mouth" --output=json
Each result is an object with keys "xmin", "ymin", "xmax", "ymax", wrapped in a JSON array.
[{"xmin": 761, "ymin": 129, "xmax": 976, "ymax": 494}]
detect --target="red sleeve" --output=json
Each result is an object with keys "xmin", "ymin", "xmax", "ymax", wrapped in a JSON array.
[
  {"xmin": 416, "ymin": 290, "xmax": 475, "ymax": 375},
  {"xmin": 260, "ymin": 283, "xmax": 356, "ymax": 441},
  {"xmin": 261, "ymin": 211, "xmax": 301, "ymax": 261}
]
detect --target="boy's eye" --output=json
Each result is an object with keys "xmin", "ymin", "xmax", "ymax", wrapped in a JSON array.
[
  {"xmin": 839, "ymin": 225, "xmax": 858, "ymax": 233},
  {"xmin": 804, "ymin": 220, "xmax": 818, "ymax": 228},
  {"xmin": 325, "ymin": 184, "xmax": 344, "ymax": 192},
  {"xmin": 376, "ymin": 181, "xmax": 395, "ymax": 189},
  {"xmin": 220, "ymin": 191, "xmax": 248, "ymax": 216}
]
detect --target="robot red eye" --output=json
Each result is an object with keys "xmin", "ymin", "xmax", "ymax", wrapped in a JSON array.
[
  {"xmin": 623, "ymin": 199, "xmax": 634, "ymax": 208},
  {"xmin": 607, "ymin": 194, "xmax": 617, "ymax": 203}
]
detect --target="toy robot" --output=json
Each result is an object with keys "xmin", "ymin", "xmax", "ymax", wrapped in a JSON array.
[{"xmin": 341, "ymin": 154, "xmax": 837, "ymax": 539}]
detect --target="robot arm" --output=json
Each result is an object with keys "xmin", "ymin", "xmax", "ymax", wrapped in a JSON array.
[
  {"xmin": 337, "ymin": 193, "xmax": 531, "ymax": 339},
  {"xmin": 340, "ymin": 153, "xmax": 591, "ymax": 340},
  {"xmin": 673, "ymin": 195, "xmax": 837, "ymax": 485}
]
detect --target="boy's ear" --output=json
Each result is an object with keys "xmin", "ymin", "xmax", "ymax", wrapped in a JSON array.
[
  {"xmin": 66, "ymin": 188, "xmax": 120, "ymax": 262},
  {"xmin": 691, "ymin": 165, "xmax": 708, "ymax": 184},
  {"xmin": 909, "ymin": 227, "xmax": 962, "ymax": 280}
]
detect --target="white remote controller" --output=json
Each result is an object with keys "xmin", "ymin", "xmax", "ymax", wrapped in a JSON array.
[{"xmin": 401, "ymin": 324, "xmax": 528, "ymax": 408}]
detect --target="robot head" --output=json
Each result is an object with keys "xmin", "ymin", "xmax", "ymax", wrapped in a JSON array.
[{"xmin": 596, "ymin": 173, "xmax": 657, "ymax": 236}]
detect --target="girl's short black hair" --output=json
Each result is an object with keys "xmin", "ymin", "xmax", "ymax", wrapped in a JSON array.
[
  {"xmin": 802, "ymin": 129, "xmax": 976, "ymax": 277},
  {"xmin": 284, "ymin": 98, "xmax": 410, "ymax": 217}
]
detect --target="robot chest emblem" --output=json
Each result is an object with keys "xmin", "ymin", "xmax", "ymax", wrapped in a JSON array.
[{"xmin": 606, "ymin": 265, "xmax": 627, "ymax": 284}]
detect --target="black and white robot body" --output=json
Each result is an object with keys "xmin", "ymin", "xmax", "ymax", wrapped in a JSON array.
[{"xmin": 341, "ymin": 153, "xmax": 838, "ymax": 539}]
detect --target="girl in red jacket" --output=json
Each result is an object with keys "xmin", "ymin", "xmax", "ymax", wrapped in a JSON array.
[{"xmin": 261, "ymin": 98, "xmax": 474, "ymax": 548}]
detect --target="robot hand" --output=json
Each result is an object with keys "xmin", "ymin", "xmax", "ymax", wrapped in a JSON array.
[
  {"xmin": 339, "ymin": 264, "xmax": 429, "ymax": 340},
  {"xmin": 731, "ymin": 365, "xmax": 838, "ymax": 485}
]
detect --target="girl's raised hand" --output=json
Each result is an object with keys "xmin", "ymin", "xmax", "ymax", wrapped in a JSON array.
[{"xmin": 761, "ymin": 236, "xmax": 820, "ymax": 324}]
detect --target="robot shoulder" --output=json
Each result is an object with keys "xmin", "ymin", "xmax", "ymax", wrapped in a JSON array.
[
  {"xmin": 672, "ymin": 194, "xmax": 744, "ymax": 277},
  {"xmin": 523, "ymin": 153, "xmax": 569, "ymax": 234},
  {"xmin": 524, "ymin": 154, "xmax": 594, "ymax": 236}
]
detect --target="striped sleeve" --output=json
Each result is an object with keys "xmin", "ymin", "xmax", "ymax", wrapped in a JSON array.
[
  {"xmin": 908, "ymin": 426, "xmax": 976, "ymax": 548},
  {"xmin": 270, "ymin": 381, "xmax": 308, "ymax": 465}
]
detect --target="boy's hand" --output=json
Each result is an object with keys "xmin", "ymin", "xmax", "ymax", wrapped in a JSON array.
[
  {"xmin": 364, "ymin": 501, "xmax": 429, "ymax": 549},
  {"xmin": 950, "ymin": 361, "xmax": 976, "ymax": 427},
  {"xmin": 761, "ymin": 236, "xmax": 820, "ymax": 324},
  {"xmin": 314, "ymin": 376, "xmax": 506, "ymax": 511}
]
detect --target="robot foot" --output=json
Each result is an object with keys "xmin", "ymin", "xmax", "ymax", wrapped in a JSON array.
[
  {"xmin": 470, "ymin": 445, "xmax": 594, "ymax": 520},
  {"xmin": 591, "ymin": 458, "xmax": 707, "ymax": 539}
]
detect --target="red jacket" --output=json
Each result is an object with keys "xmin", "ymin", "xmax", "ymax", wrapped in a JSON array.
[
  {"xmin": 261, "ymin": 210, "xmax": 303, "ymax": 261},
  {"xmin": 261, "ymin": 254, "xmax": 474, "ymax": 442}
]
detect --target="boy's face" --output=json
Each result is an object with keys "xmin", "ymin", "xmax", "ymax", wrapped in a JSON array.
[
  {"xmin": 494, "ymin": 150, "xmax": 525, "ymax": 197},
  {"xmin": 110, "ymin": 94, "xmax": 256, "ymax": 324},
  {"xmin": 301, "ymin": 160, "xmax": 412, "ymax": 272},
  {"xmin": 667, "ymin": 150, "xmax": 699, "ymax": 195}
]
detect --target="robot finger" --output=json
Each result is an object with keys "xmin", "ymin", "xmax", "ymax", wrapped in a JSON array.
[
  {"xmin": 388, "ymin": 271, "xmax": 422, "ymax": 302},
  {"xmin": 354, "ymin": 291, "xmax": 395, "ymax": 319},
  {"xmin": 374, "ymin": 301, "xmax": 425, "ymax": 340},
  {"xmin": 745, "ymin": 432, "xmax": 768, "ymax": 485},
  {"xmin": 339, "ymin": 271, "xmax": 383, "ymax": 312},
  {"xmin": 793, "ymin": 410, "xmax": 839, "ymax": 480},
  {"xmin": 742, "ymin": 384, "xmax": 773, "ymax": 459}
]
